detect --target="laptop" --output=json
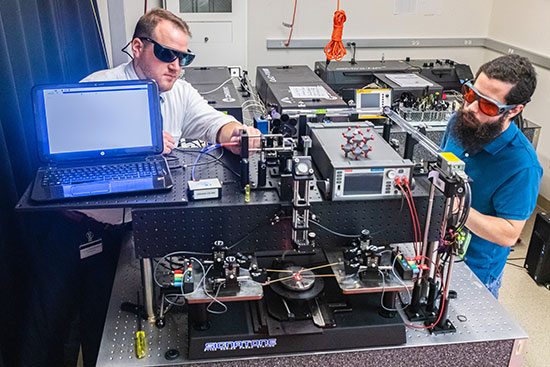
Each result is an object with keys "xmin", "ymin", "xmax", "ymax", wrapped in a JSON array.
[{"xmin": 30, "ymin": 79, "xmax": 173, "ymax": 202}]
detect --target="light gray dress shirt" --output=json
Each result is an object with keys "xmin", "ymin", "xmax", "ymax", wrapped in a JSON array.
[{"xmin": 79, "ymin": 62, "xmax": 237, "ymax": 224}]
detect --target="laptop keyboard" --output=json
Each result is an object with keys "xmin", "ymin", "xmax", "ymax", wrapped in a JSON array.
[{"xmin": 41, "ymin": 161, "xmax": 164, "ymax": 186}]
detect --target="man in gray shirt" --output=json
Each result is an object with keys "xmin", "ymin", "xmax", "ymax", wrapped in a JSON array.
[
  {"xmin": 23, "ymin": 8, "xmax": 261, "ymax": 367},
  {"xmin": 85, "ymin": 8, "xmax": 259, "ymax": 155}
]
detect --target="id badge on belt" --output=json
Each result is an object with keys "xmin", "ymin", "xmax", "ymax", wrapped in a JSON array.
[{"xmin": 79, "ymin": 229, "xmax": 103, "ymax": 259}]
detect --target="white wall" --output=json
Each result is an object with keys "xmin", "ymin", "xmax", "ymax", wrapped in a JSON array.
[
  {"xmin": 247, "ymin": 0, "xmax": 493, "ymax": 79},
  {"xmin": 99, "ymin": 1, "xmax": 494, "ymax": 76},
  {"xmin": 96, "ymin": 0, "xmax": 163, "ymax": 67},
  {"xmin": 487, "ymin": 0, "xmax": 550, "ymax": 200},
  {"xmin": 488, "ymin": 0, "xmax": 550, "ymax": 56}
]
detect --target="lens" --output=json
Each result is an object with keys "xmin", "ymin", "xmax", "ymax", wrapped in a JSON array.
[
  {"xmin": 154, "ymin": 43, "xmax": 178, "ymax": 63},
  {"xmin": 179, "ymin": 53, "xmax": 194, "ymax": 67},
  {"xmin": 462, "ymin": 83, "xmax": 500, "ymax": 116},
  {"xmin": 479, "ymin": 98, "xmax": 499, "ymax": 116},
  {"xmin": 462, "ymin": 84, "xmax": 476, "ymax": 103},
  {"xmin": 147, "ymin": 38, "xmax": 194, "ymax": 67}
]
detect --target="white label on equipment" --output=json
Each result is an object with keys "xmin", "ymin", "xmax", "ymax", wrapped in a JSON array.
[
  {"xmin": 385, "ymin": 73, "xmax": 433, "ymax": 87},
  {"xmin": 193, "ymin": 189, "xmax": 219, "ymax": 200},
  {"xmin": 289, "ymin": 86, "xmax": 331, "ymax": 99}
]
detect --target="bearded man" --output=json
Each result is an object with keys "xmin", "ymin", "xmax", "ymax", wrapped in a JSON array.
[{"xmin": 441, "ymin": 54, "xmax": 542, "ymax": 298}]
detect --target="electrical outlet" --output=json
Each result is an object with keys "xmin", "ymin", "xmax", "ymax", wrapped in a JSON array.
[{"xmin": 229, "ymin": 66, "xmax": 242, "ymax": 78}]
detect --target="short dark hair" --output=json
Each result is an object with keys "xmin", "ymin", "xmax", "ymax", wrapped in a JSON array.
[
  {"xmin": 132, "ymin": 8, "xmax": 191, "ymax": 40},
  {"xmin": 476, "ymin": 54, "xmax": 537, "ymax": 105}
]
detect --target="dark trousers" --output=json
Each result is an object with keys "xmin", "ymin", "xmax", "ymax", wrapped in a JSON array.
[{"xmin": 20, "ymin": 212, "xmax": 126, "ymax": 367}]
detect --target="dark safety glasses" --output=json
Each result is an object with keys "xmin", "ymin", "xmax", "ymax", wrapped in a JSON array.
[
  {"xmin": 139, "ymin": 37, "xmax": 195, "ymax": 67},
  {"xmin": 462, "ymin": 80, "xmax": 517, "ymax": 117}
]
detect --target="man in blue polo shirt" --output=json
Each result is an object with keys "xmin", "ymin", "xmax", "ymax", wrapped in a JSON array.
[{"xmin": 441, "ymin": 54, "xmax": 542, "ymax": 298}]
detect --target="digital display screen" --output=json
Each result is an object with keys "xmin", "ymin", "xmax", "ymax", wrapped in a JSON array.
[
  {"xmin": 343, "ymin": 173, "xmax": 383, "ymax": 195},
  {"xmin": 42, "ymin": 86, "xmax": 152, "ymax": 154},
  {"xmin": 360, "ymin": 93, "xmax": 380, "ymax": 108}
]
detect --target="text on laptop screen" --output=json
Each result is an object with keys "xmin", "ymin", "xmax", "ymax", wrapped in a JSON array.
[{"xmin": 42, "ymin": 85, "xmax": 153, "ymax": 154}]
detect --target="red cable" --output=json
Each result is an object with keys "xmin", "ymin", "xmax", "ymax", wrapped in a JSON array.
[
  {"xmin": 402, "ymin": 182, "xmax": 447, "ymax": 330},
  {"xmin": 405, "ymin": 182, "xmax": 423, "ymax": 249},
  {"xmin": 405, "ymin": 255, "xmax": 446, "ymax": 330},
  {"xmin": 324, "ymin": 1, "xmax": 347, "ymax": 61},
  {"xmin": 398, "ymin": 184, "xmax": 418, "ymax": 255},
  {"xmin": 284, "ymin": 0, "xmax": 299, "ymax": 47},
  {"xmin": 397, "ymin": 183, "xmax": 419, "ymax": 256}
]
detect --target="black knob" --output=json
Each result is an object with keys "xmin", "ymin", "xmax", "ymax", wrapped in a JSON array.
[
  {"xmin": 344, "ymin": 246, "xmax": 360, "ymax": 260},
  {"xmin": 165, "ymin": 349, "xmax": 180, "ymax": 360},
  {"xmin": 360, "ymin": 229, "xmax": 371, "ymax": 241},
  {"xmin": 155, "ymin": 317, "xmax": 166, "ymax": 329}
]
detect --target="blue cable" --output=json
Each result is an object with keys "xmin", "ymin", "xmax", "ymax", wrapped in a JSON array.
[{"xmin": 191, "ymin": 143, "xmax": 221, "ymax": 181}]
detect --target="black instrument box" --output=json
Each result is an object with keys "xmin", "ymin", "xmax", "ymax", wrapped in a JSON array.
[
  {"xmin": 255, "ymin": 65, "xmax": 348, "ymax": 114},
  {"xmin": 184, "ymin": 66, "xmax": 244, "ymax": 122},
  {"xmin": 525, "ymin": 212, "xmax": 550, "ymax": 285}
]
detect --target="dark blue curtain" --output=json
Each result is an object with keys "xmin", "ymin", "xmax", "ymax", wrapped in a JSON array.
[{"xmin": 0, "ymin": 0, "xmax": 107, "ymax": 365}]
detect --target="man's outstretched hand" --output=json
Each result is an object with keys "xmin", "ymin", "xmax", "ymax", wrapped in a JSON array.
[
  {"xmin": 218, "ymin": 122, "xmax": 261, "ymax": 155},
  {"xmin": 163, "ymin": 131, "xmax": 175, "ymax": 154}
]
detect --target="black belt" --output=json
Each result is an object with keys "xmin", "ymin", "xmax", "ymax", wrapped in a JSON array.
[{"xmin": 60, "ymin": 210, "xmax": 132, "ymax": 233}]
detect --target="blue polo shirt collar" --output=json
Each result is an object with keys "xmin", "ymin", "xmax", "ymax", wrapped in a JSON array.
[{"xmin": 482, "ymin": 121, "xmax": 519, "ymax": 155}]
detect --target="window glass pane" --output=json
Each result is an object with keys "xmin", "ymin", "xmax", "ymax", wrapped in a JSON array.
[{"xmin": 179, "ymin": 0, "xmax": 232, "ymax": 13}]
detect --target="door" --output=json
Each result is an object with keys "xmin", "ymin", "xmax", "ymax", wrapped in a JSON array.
[{"xmin": 165, "ymin": 0, "xmax": 247, "ymax": 69}]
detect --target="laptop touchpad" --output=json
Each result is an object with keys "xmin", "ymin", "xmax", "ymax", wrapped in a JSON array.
[{"xmin": 71, "ymin": 183, "xmax": 111, "ymax": 196}]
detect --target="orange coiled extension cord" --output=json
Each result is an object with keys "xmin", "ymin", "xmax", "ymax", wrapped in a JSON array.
[{"xmin": 324, "ymin": 1, "xmax": 347, "ymax": 62}]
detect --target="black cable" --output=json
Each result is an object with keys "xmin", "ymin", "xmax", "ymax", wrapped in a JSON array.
[
  {"xmin": 121, "ymin": 41, "xmax": 133, "ymax": 60},
  {"xmin": 507, "ymin": 257, "xmax": 526, "ymax": 261},
  {"xmin": 174, "ymin": 148, "xmax": 241, "ymax": 178},
  {"xmin": 213, "ymin": 160, "xmax": 240, "ymax": 179},
  {"xmin": 164, "ymin": 256, "xmax": 189, "ymax": 270},
  {"xmin": 153, "ymin": 259, "xmax": 174, "ymax": 272},
  {"xmin": 174, "ymin": 148, "xmax": 224, "ymax": 167},
  {"xmin": 309, "ymin": 219, "xmax": 361, "ymax": 238},
  {"xmin": 228, "ymin": 214, "xmax": 290, "ymax": 250},
  {"xmin": 506, "ymin": 262, "xmax": 525, "ymax": 269},
  {"xmin": 457, "ymin": 182, "xmax": 472, "ymax": 230},
  {"xmin": 164, "ymin": 156, "xmax": 183, "ymax": 170}
]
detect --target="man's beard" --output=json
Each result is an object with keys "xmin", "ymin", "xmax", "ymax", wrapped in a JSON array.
[{"xmin": 452, "ymin": 108, "xmax": 507, "ymax": 153}]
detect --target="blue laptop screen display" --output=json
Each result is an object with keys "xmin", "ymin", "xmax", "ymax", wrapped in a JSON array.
[
  {"xmin": 44, "ymin": 85, "xmax": 152, "ymax": 153},
  {"xmin": 33, "ymin": 80, "xmax": 163, "ymax": 162}
]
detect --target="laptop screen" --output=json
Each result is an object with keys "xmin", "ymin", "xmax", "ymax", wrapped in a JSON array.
[{"xmin": 32, "ymin": 80, "xmax": 163, "ymax": 162}]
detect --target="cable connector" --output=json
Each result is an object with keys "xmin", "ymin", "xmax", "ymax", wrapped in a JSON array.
[
  {"xmin": 394, "ymin": 176, "xmax": 402, "ymax": 186},
  {"xmin": 402, "ymin": 176, "xmax": 410, "ymax": 186}
]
